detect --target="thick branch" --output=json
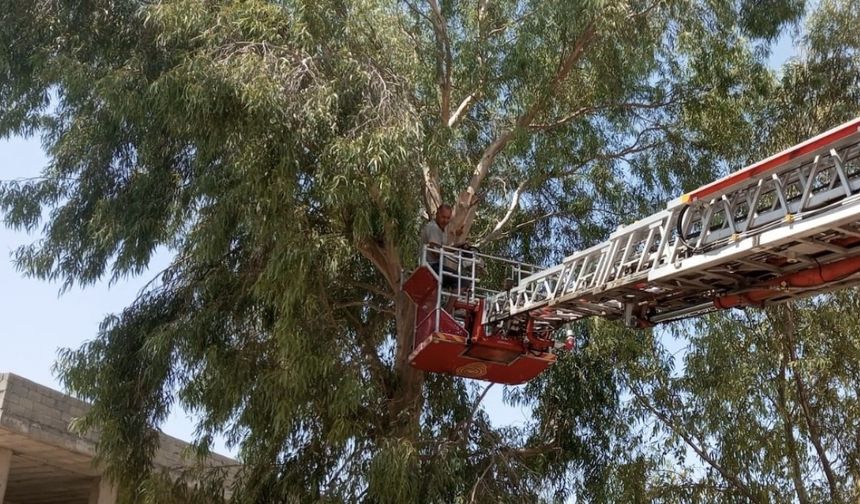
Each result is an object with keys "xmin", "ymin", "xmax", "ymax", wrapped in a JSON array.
[
  {"xmin": 478, "ymin": 179, "xmax": 528, "ymax": 245},
  {"xmin": 477, "ymin": 0, "xmax": 488, "ymax": 25},
  {"xmin": 427, "ymin": 0, "xmax": 453, "ymax": 125},
  {"xmin": 630, "ymin": 385, "xmax": 763, "ymax": 503},
  {"xmin": 776, "ymin": 307, "xmax": 841, "ymax": 502},
  {"xmin": 448, "ymin": 92, "xmax": 476, "ymax": 128},
  {"xmin": 356, "ymin": 241, "xmax": 400, "ymax": 293},
  {"xmin": 457, "ymin": 383, "xmax": 494, "ymax": 438},
  {"xmin": 446, "ymin": 0, "xmax": 493, "ymax": 130},
  {"xmin": 422, "ymin": 164, "xmax": 442, "ymax": 216},
  {"xmin": 776, "ymin": 347, "xmax": 811, "ymax": 504},
  {"xmin": 361, "ymin": 183, "xmax": 403, "ymax": 292},
  {"xmin": 354, "ymin": 191, "xmax": 421, "ymax": 426},
  {"xmin": 453, "ymin": 23, "xmax": 598, "ymax": 236}
]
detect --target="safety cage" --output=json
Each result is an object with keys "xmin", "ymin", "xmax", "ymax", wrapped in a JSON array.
[{"xmin": 402, "ymin": 245, "xmax": 567, "ymax": 384}]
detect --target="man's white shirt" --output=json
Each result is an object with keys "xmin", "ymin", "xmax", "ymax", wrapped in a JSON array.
[{"xmin": 421, "ymin": 220, "xmax": 448, "ymax": 246}]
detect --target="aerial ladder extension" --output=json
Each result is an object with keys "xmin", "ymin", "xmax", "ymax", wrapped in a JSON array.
[{"xmin": 403, "ymin": 117, "xmax": 860, "ymax": 384}]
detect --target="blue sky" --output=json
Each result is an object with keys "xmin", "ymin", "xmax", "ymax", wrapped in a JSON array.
[{"xmin": 0, "ymin": 30, "xmax": 799, "ymax": 460}]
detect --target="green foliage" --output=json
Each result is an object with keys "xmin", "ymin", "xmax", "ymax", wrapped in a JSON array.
[
  {"xmin": 4, "ymin": 0, "xmax": 852, "ymax": 502},
  {"xmin": 619, "ymin": 292, "xmax": 860, "ymax": 503}
]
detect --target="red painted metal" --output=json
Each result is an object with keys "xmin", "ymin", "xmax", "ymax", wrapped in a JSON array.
[
  {"xmin": 402, "ymin": 265, "xmax": 439, "ymax": 306},
  {"xmin": 714, "ymin": 255, "xmax": 860, "ymax": 309},
  {"xmin": 525, "ymin": 317, "xmax": 554, "ymax": 351},
  {"xmin": 684, "ymin": 118, "xmax": 860, "ymax": 203},
  {"xmin": 403, "ymin": 266, "xmax": 557, "ymax": 384},
  {"xmin": 408, "ymin": 332, "xmax": 556, "ymax": 385},
  {"xmin": 470, "ymin": 299, "xmax": 488, "ymax": 342}
]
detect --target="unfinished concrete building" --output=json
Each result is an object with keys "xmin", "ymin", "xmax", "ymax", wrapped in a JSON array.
[{"xmin": 0, "ymin": 373, "xmax": 236, "ymax": 504}]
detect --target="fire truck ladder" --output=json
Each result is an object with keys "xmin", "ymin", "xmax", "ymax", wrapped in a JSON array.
[{"xmin": 484, "ymin": 117, "xmax": 860, "ymax": 331}]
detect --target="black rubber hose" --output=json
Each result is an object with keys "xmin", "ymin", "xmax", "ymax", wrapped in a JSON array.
[{"xmin": 676, "ymin": 203, "xmax": 696, "ymax": 251}]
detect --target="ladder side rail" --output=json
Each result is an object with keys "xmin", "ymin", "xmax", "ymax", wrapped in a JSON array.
[
  {"xmin": 650, "ymin": 196, "xmax": 860, "ymax": 282},
  {"xmin": 484, "ymin": 248, "xmax": 598, "ymax": 322},
  {"xmin": 484, "ymin": 122, "xmax": 860, "ymax": 325},
  {"xmin": 486, "ymin": 211, "xmax": 674, "ymax": 321},
  {"xmin": 674, "ymin": 143, "xmax": 860, "ymax": 250},
  {"xmin": 519, "ymin": 262, "xmax": 568, "ymax": 306},
  {"xmin": 497, "ymin": 187, "xmax": 860, "ymax": 323},
  {"xmin": 561, "ymin": 146, "xmax": 860, "ymax": 320}
]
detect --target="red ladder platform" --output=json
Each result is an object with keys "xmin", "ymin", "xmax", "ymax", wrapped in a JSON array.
[
  {"xmin": 410, "ymin": 332, "xmax": 556, "ymax": 384},
  {"xmin": 403, "ymin": 265, "xmax": 556, "ymax": 385}
]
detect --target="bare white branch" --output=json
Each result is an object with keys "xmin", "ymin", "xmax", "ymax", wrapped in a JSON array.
[
  {"xmin": 451, "ymin": 23, "xmax": 599, "ymax": 239},
  {"xmin": 478, "ymin": 179, "xmax": 528, "ymax": 245},
  {"xmin": 448, "ymin": 92, "xmax": 477, "ymax": 128}
]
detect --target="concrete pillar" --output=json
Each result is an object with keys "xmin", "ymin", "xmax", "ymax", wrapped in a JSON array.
[
  {"xmin": 0, "ymin": 447, "xmax": 11, "ymax": 504},
  {"xmin": 88, "ymin": 477, "xmax": 118, "ymax": 504}
]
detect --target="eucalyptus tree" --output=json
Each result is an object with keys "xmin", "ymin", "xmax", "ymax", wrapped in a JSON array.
[{"xmin": 0, "ymin": 0, "xmax": 804, "ymax": 501}]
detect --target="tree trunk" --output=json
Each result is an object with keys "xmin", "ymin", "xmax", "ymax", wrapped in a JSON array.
[
  {"xmin": 777, "ymin": 355, "xmax": 811, "ymax": 504},
  {"xmin": 780, "ymin": 307, "xmax": 842, "ymax": 502},
  {"xmin": 390, "ymin": 290, "xmax": 424, "ymax": 438},
  {"xmin": 357, "ymin": 239, "xmax": 425, "ymax": 438}
]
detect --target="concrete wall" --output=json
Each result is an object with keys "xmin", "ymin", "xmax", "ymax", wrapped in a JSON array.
[{"xmin": 0, "ymin": 373, "xmax": 237, "ymax": 504}]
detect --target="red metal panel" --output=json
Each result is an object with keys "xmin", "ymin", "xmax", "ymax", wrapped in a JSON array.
[
  {"xmin": 402, "ymin": 265, "xmax": 439, "ymax": 305},
  {"xmin": 415, "ymin": 309, "xmax": 468, "ymax": 348},
  {"xmin": 436, "ymin": 309, "xmax": 468, "ymax": 338},
  {"xmin": 408, "ymin": 332, "xmax": 556, "ymax": 385},
  {"xmin": 406, "ymin": 266, "xmax": 444, "ymax": 347}
]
